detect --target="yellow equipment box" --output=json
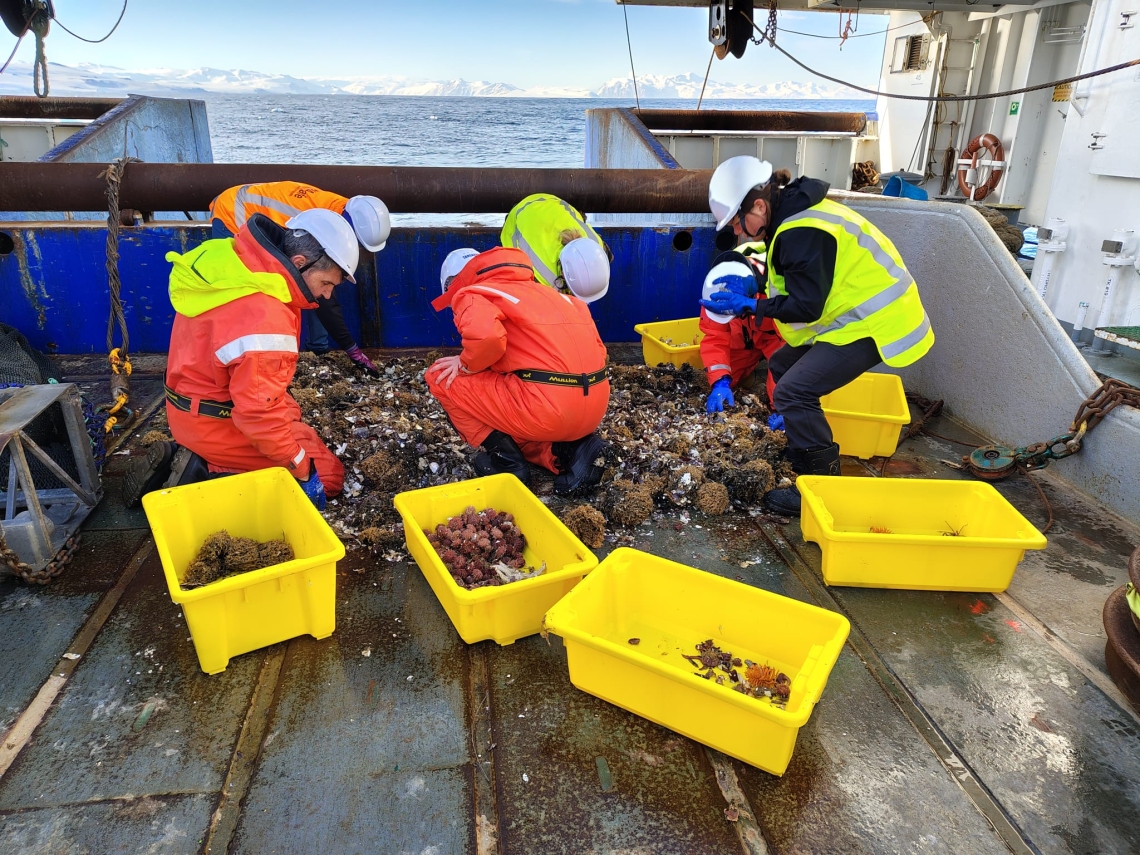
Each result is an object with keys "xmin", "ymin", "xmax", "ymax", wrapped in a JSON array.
[
  {"xmin": 798, "ymin": 476, "xmax": 1048, "ymax": 592},
  {"xmin": 394, "ymin": 473, "xmax": 598, "ymax": 645},
  {"xmin": 143, "ymin": 468, "xmax": 344, "ymax": 675},
  {"xmin": 543, "ymin": 548, "xmax": 850, "ymax": 776},
  {"xmin": 821, "ymin": 372, "xmax": 910, "ymax": 459},
  {"xmin": 634, "ymin": 318, "xmax": 705, "ymax": 370}
]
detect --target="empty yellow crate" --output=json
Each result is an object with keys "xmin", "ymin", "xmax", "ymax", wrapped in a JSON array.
[
  {"xmin": 821, "ymin": 372, "xmax": 910, "ymax": 459},
  {"xmin": 394, "ymin": 473, "xmax": 598, "ymax": 645},
  {"xmin": 798, "ymin": 476, "xmax": 1047, "ymax": 592},
  {"xmin": 142, "ymin": 468, "xmax": 345, "ymax": 675},
  {"xmin": 542, "ymin": 548, "xmax": 850, "ymax": 776},
  {"xmin": 633, "ymin": 318, "xmax": 705, "ymax": 369}
]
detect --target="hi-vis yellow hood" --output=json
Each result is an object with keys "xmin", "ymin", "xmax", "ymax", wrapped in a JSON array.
[{"xmin": 166, "ymin": 238, "xmax": 293, "ymax": 318}]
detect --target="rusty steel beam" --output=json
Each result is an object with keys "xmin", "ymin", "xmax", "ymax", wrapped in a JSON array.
[
  {"xmin": 0, "ymin": 162, "xmax": 716, "ymax": 214},
  {"xmin": 0, "ymin": 96, "xmax": 125, "ymax": 121},
  {"xmin": 633, "ymin": 108, "xmax": 867, "ymax": 135}
]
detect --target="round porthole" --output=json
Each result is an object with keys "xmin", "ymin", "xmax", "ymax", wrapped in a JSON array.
[
  {"xmin": 0, "ymin": 233, "xmax": 14, "ymax": 256},
  {"xmin": 671, "ymin": 231, "xmax": 693, "ymax": 252}
]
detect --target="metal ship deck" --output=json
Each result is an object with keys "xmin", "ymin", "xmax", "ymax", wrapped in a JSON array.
[{"xmin": 0, "ymin": 350, "xmax": 1137, "ymax": 855}]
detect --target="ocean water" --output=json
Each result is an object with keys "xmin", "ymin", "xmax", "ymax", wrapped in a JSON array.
[{"xmin": 203, "ymin": 95, "xmax": 876, "ymax": 167}]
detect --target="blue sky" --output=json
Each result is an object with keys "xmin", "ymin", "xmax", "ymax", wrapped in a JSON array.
[{"xmin": 13, "ymin": 0, "xmax": 888, "ymax": 88}]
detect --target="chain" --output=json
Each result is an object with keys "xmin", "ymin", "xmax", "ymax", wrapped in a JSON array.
[
  {"xmin": 964, "ymin": 379, "xmax": 1139, "ymax": 480},
  {"xmin": 0, "ymin": 528, "xmax": 81, "ymax": 585},
  {"xmin": 1070, "ymin": 378, "xmax": 1140, "ymax": 434},
  {"xmin": 750, "ymin": 0, "xmax": 778, "ymax": 47}
]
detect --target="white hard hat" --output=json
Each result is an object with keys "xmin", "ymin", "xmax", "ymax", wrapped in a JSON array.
[
  {"xmin": 440, "ymin": 247, "xmax": 479, "ymax": 293},
  {"xmin": 709, "ymin": 156, "xmax": 774, "ymax": 231},
  {"xmin": 344, "ymin": 195, "xmax": 391, "ymax": 252},
  {"xmin": 702, "ymin": 259, "xmax": 755, "ymax": 325},
  {"xmin": 559, "ymin": 237, "xmax": 609, "ymax": 303},
  {"xmin": 285, "ymin": 208, "xmax": 359, "ymax": 284}
]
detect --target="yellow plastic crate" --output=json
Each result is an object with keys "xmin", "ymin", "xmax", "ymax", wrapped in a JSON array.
[
  {"xmin": 798, "ymin": 476, "xmax": 1047, "ymax": 592},
  {"xmin": 542, "ymin": 548, "xmax": 850, "ymax": 776},
  {"xmin": 821, "ymin": 372, "xmax": 910, "ymax": 459},
  {"xmin": 142, "ymin": 468, "xmax": 344, "ymax": 675},
  {"xmin": 394, "ymin": 473, "xmax": 598, "ymax": 645},
  {"xmin": 633, "ymin": 318, "xmax": 705, "ymax": 369}
]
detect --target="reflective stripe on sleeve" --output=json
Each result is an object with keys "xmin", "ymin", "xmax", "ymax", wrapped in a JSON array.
[
  {"xmin": 467, "ymin": 285, "xmax": 522, "ymax": 304},
  {"xmin": 706, "ymin": 364, "xmax": 731, "ymax": 372},
  {"xmin": 214, "ymin": 334, "xmax": 299, "ymax": 365}
]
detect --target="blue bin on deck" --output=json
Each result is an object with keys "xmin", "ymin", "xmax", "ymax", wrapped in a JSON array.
[{"xmin": 882, "ymin": 175, "xmax": 928, "ymax": 201}]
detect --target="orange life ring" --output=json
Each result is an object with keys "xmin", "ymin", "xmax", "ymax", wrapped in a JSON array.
[{"xmin": 957, "ymin": 133, "xmax": 1005, "ymax": 202}]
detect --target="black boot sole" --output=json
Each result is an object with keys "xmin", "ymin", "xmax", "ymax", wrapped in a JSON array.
[
  {"xmin": 553, "ymin": 435, "xmax": 611, "ymax": 497},
  {"xmin": 122, "ymin": 442, "xmax": 175, "ymax": 508}
]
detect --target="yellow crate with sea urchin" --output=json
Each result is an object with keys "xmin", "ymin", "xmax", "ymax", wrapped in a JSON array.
[
  {"xmin": 798, "ymin": 476, "xmax": 1047, "ymax": 592},
  {"xmin": 542, "ymin": 548, "xmax": 850, "ymax": 776},
  {"xmin": 634, "ymin": 318, "xmax": 705, "ymax": 370},
  {"xmin": 143, "ymin": 468, "xmax": 344, "ymax": 675},
  {"xmin": 394, "ymin": 473, "xmax": 598, "ymax": 645}
]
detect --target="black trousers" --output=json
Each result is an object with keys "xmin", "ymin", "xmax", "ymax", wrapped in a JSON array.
[{"xmin": 769, "ymin": 337, "xmax": 883, "ymax": 452}]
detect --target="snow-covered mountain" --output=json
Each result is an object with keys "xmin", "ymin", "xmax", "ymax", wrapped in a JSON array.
[
  {"xmin": 592, "ymin": 72, "xmax": 859, "ymax": 100},
  {"xmin": 0, "ymin": 61, "xmax": 862, "ymax": 99}
]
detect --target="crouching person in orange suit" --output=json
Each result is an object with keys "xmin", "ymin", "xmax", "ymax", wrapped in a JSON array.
[
  {"xmin": 123, "ymin": 209, "xmax": 357, "ymax": 510},
  {"xmin": 426, "ymin": 246, "xmax": 610, "ymax": 495}
]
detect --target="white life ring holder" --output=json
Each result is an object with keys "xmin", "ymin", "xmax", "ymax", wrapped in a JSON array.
[{"xmin": 957, "ymin": 133, "xmax": 1005, "ymax": 202}]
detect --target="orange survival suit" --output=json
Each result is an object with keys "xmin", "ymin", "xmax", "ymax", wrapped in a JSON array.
[
  {"xmin": 428, "ymin": 247, "xmax": 610, "ymax": 473},
  {"xmin": 699, "ymin": 309, "xmax": 784, "ymax": 404},
  {"xmin": 164, "ymin": 213, "xmax": 345, "ymax": 494},
  {"xmin": 209, "ymin": 182, "xmax": 348, "ymax": 233}
]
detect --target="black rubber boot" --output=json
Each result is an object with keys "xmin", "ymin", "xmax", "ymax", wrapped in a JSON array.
[
  {"xmin": 764, "ymin": 443, "xmax": 841, "ymax": 517},
  {"xmin": 163, "ymin": 447, "xmax": 211, "ymax": 489},
  {"xmin": 552, "ymin": 433, "xmax": 609, "ymax": 497},
  {"xmin": 471, "ymin": 430, "xmax": 531, "ymax": 486},
  {"xmin": 122, "ymin": 441, "xmax": 177, "ymax": 508}
]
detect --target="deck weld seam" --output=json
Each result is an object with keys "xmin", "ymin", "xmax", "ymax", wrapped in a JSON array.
[
  {"xmin": 200, "ymin": 644, "xmax": 289, "ymax": 855},
  {"xmin": 756, "ymin": 521, "xmax": 1041, "ymax": 855},
  {"xmin": 467, "ymin": 642, "xmax": 502, "ymax": 855},
  {"xmin": 703, "ymin": 747, "xmax": 771, "ymax": 855},
  {"xmin": 0, "ymin": 538, "xmax": 154, "ymax": 780},
  {"xmin": 994, "ymin": 590, "xmax": 1140, "ymax": 727}
]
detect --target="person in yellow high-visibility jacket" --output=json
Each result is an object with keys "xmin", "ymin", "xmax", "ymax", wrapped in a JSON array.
[
  {"xmin": 500, "ymin": 194, "xmax": 611, "ymax": 304},
  {"xmin": 210, "ymin": 181, "xmax": 390, "ymax": 376},
  {"xmin": 703, "ymin": 157, "xmax": 934, "ymax": 516}
]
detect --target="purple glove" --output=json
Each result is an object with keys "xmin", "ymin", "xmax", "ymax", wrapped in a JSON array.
[{"xmin": 345, "ymin": 345, "xmax": 380, "ymax": 378}]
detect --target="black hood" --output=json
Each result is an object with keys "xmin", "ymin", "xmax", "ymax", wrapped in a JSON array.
[
  {"xmin": 770, "ymin": 177, "xmax": 830, "ymax": 232},
  {"xmin": 245, "ymin": 212, "xmax": 318, "ymax": 305}
]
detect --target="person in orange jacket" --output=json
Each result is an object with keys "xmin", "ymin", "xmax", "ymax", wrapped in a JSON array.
[
  {"xmin": 426, "ymin": 246, "xmax": 610, "ymax": 495},
  {"xmin": 699, "ymin": 246, "xmax": 785, "ymax": 413},
  {"xmin": 122, "ymin": 209, "xmax": 359, "ymax": 509},
  {"xmin": 210, "ymin": 181, "xmax": 390, "ymax": 377}
]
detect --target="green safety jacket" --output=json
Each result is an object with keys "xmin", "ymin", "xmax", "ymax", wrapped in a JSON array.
[
  {"xmin": 767, "ymin": 199, "xmax": 934, "ymax": 367},
  {"xmin": 501, "ymin": 194, "xmax": 605, "ymax": 287}
]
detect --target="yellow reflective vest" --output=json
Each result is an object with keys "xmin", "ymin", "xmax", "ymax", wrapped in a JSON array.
[
  {"xmin": 501, "ymin": 194, "xmax": 606, "ymax": 287},
  {"xmin": 766, "ymin": 199, "xmax": 934, "ymax": 367}
]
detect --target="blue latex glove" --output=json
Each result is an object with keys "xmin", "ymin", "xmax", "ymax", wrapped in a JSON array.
[
  {"xmin": 706, "ymin": 377, "xmax": 735, "ymax": 414},
  {"xmin": 299, "ymin": 468, "xmax": 327, "ymax": 511},
  {"xmin": 767, "ymin": 413, "xmax": 785, "ymax": 432},
  {"xmin": 700, "ymin": 289, "xmax": 758, "ymax": 317},
  {"xmin": 713, "ymin": 273, "xmax": 759, "ymax": 298},
  {"xmin": 345, "ymin": 344, "xmax": 380, "ymax": 377}
]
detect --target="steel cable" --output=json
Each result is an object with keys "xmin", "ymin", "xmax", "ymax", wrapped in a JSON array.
[
  {"xmin": 51, "ymin": 0, "xmax": 128, "ymax": 44},
  {"xmin": 747, "ymin": 12, "xmax": 1140, "ymax": 102}
]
